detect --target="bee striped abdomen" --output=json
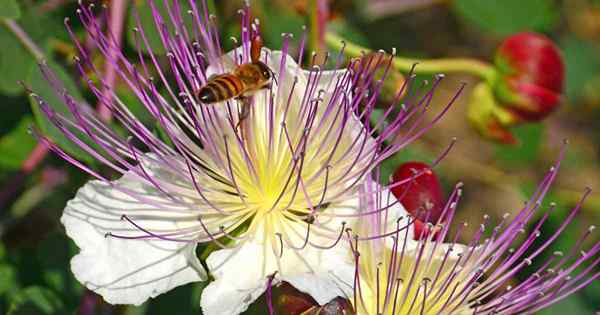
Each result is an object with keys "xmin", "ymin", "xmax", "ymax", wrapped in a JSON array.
[{"xmin": 197, "ymin": 74, "xmax": 244, "ymax": 104}]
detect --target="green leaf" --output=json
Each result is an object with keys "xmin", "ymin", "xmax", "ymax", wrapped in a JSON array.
[
  {"xmin": 116, "ymin": 86, "xmax": 154, "ymax": 124},
  {"xmin": 0, "ymin": 26, "xmax": 35, "ymax": 95},
  {"xmin": 259, "ymin": 5, "xmax": 304, "ymax": 50},
  {"xmin": 0, "ymin": 263, "xmax": 18, "ymax": 295},
  {"xmin": 0, "ymin": 0, "xmax": 21, "ymax": 19},
  {"xmin": 28, "ymin": 61, "xmax": 93, "ymax": 164},
  {"xmin": 127, "ymin": 1, "xmax": 195, "ymax": 55},
  {"xmin": 452, "ymin": 0, "xmax": 558, "ymax": 36},
  {"xmin": 494, "ymin": 123, "xmax": 543, "ymax": 166},
  {"xmin": 7, "ymin": 286, "xmax": 64, "ymax": 315},
  {"xmin": 328, "ymin": 19, "xmax": 370, "ymax": 49},
  {"xmin": 0, "ymin": 116, "xmax": 37, "ymax": 170},
  {"xmin": 0, "ymin": 7, "xmax": 66, "ymax": 95},
  {"xmin": 146, "ymin": 284, "xmax": 197, "ymax": 315},
  {"xmin": 560, "ymin": 36, "xmax": 600, "ymax": 102}
]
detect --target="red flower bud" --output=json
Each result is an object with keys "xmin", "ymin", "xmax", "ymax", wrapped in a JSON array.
[
  {"xmin": 390, "ymin": 162, "xmax": 446, "ymax": 240},
  {"xmin": 467, "ymin": 83, "xmax": 520, "ymax": 144},
  {"xmin": 494, "ymin": 32, "xmax": 564, "ymax": 121},
  {"xmin": 272, "ymin": 282, "xmax": 317, "ymax": 315},
  {"xmin": 271, "ymin": 282, "xmax": 354, "ymax": 314},
  {"xmin": 412, "ymin": 218, "xmax": 443, "ymax": 241}
]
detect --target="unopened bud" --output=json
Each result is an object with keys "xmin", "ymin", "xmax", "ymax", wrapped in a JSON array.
[
  {"xmin": 390, "ymin": 161, "xmax": 447, "ymax": 240},
  {"xmin": 494, "ymin": 32, "xmax": 564, "ymax": 121},
  {"xmin": 467, "ymin": 82, "xmax": 520, "ymax": 144}
]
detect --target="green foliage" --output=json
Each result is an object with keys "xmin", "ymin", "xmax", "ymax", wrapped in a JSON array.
[
  {"xmin": 127, "ymin": 1, "xmax": 196, "ymax": 55},
  {"xmin": 560, "ymin": 36, "xmax": 600, "ymax": 102},
  {"xmin": 452, "ymin": 0, "xmax": 558, "ymax": 36},
  {"xmin": 259, "ymin": 4, "xmax": 304, "ymax": 49},
  {"xmin": 27, "ymin": 60, "xmax": 93, "ymax": 164},
  {"xmin": 0, "ymin": 264, "xmax": 17, "ymax": 296},
  {"xmin": 0, "ymin": 116, "xmax": 36, "ymax": 170},
  {"xmin": 7, "ymin": 286, "xmax": 64, "ymax": 315},
  {"xmin": 328, "ymin": 19, "xmax": 369, "ymax": 48},
  {"xmin": 537, "ymin": 295, "xmax": 594, "ymax": 315},
  {"xmin": 0, "ymin": 27, "xmax": 35, "ymax": 95},
  {"xmin": 494, "ymin": 123, "xmax": 543, "ymax": 166},
  {"xmin": 0, "ymin": 7, "xmax": 66, "ymax": 95},
  {"xmin": 146, "ymin": 284, "xmax": 204, "ymax": 315},
  {"xmin": 0, "ymin": 0, "xmax": 21, "ymax": 19}
]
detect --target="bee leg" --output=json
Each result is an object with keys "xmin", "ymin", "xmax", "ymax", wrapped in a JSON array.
[{"xmin": 235, "ymin": 96, "xmax": 251, "ymax": 132}]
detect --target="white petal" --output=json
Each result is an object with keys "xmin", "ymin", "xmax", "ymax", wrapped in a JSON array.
[
  {"xmin": 304, "ymin": 68, "xmax": 348, "ymax": 92},
  {"xmin": 201, "ymin": 200, "xmax": 358, "ymax": 315},
  {"xmin": 200, "ymin": 240, "xmax": 269, "ymax": 315},
  {"xmin": 282, "ymin": 241, "xmax": 354, "ymax": 305},
  {"xmin": 62, "ymin": 170, "xmax": 206, "ymax": 305}
]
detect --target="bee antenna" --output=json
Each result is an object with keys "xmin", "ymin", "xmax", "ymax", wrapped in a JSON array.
[{"xmin": 270, "ymin": 68, "xmax": 278, "ymax": 85}]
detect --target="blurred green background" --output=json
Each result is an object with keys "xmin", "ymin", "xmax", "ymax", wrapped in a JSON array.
[{"xmin": 0, "ymin": 0, "xmax": 599, "ymax": 314}]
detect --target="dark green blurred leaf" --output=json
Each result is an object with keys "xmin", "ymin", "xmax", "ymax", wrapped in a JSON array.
[
  {"xmin": 123, "ymin": 304, "xmax": 148, "ymax": 315},
  {"xmin": 452, "ymin": 0, "xmax": 558, "ymax": 36},
  {"xmin": 0, "ymin": 0, "xmax": 21, "ymax": 19},
  {"xmin": 494, "ymin": 123, "xmax": 543, "ymax": 166},
  {"xmin": 146, "ymin": 283, "xmax": 198, "ymax": 315},
  {"xmin": 0, "ymin": 263, "xmax": 18, "ymax": 296},
  {"xmin": 0, "ymin": 116, "xmax": 36, "ymax": 170},
  {"xmin": 328, "ymin": 19, "xmax": 369, "ymax": 48},
  {"xmin": 0, "ymin": 7, "xmax": 66, "ymax": 95},
  {"xmin": 28, "ymin": 61, "xmax": 93, "ymax": 164},
  {"xmin": 7, "ymin": 286, "xmax": 64, "ymax": 315},
  {"xmin": 116, "ymin": 87, "xmax": 154, "ymax": 124},
  {"xmin": 0, "ymin": 26, "xmax": 35, "ymax": 95},
  {"xmin": 127, "ymin": 1, "xmax": 195, "ymax": 55},
  {"xmin": 20, "ymin": 7, "xmax": 66, "ymax": 48},
  {"xmin": 260, "ymin": 5, "xmax": 304, "ymax": 49},
  {"xmin": 560, "ymin": 36, "xmax": 600, "ymax": 102},
  {"xmin": 36, "ymin": 233, "xmax": 83, "ymax": 299}
]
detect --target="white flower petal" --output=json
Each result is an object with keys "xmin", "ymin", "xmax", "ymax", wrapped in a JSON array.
[
  {"xmin": 62, "ymin": 170, "xmax": 206, "ymax": 305},
  {"xmin": 282, "ymin": 242, "xmax": 354, "ymax": 305},
  {"xmin": 200, "ymin": 276, "xmax": 267, "ymax": 315},
  {"xmin": 304, "ymin": 68, "xmax": 348, "ymax": 92},
  {"xmin": 201, "ymin": 200, "xmax": 358, "ymax": 315},
  {"xmin": 200, "ymin": 240, "xmax": 269, "ymax": 315}
]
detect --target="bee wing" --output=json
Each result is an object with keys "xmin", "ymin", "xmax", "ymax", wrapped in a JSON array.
[{"xmin": 205, "ymin": 52, "xmax": 239, "ymax": 78}]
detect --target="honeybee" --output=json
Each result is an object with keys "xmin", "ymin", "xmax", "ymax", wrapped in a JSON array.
[{"xmin": 196, "ymin": 36, "xmax": 273, "ymax": 127}]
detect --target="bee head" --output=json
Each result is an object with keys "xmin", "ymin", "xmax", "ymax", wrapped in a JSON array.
[{"xmin": 255, "ymin": 61, "xmax": 272, "ymax": 81}]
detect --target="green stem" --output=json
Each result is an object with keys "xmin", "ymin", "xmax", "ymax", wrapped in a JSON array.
[
  {"xmin": 325, "ymin": 32, "xmax": 497, "ymax": 83},
  {"xmin": 1, "ymin": 18, "xmax": 45, "ymax": 61}
]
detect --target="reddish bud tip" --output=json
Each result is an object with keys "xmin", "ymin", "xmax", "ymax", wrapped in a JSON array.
[
  {"xmin": 390, "ymin": 162, "xmax": 445, "ymax": 224},
  {"xmin": 467, "ymin": 82, "xmax": 521, "ymax": 145},
  {"xmin": 272, "ymin": 282, "xmax": 317, "ymax": 315},
  {"xmin": 271, "ymin": 282, "xmax": 354, "ymax": 315},
  {"xmin": 485, "ymin": 117, "xmax": 519, "ymax": 145},
  {"xmin": 494, "ymin": 32, "xmax": 565, "ymax": 121}
]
